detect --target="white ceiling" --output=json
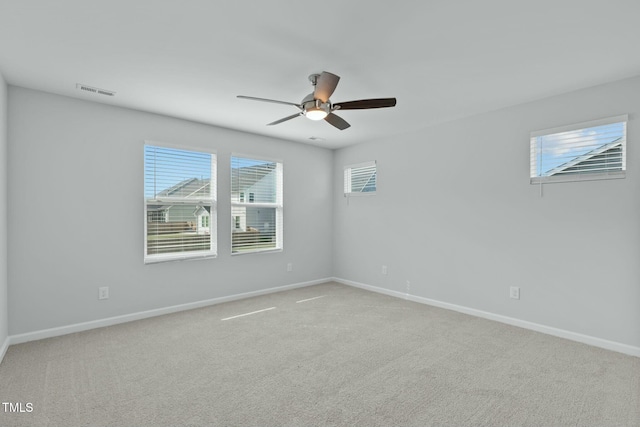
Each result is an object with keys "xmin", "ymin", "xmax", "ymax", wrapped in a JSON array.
[{"xmin": 1, "ymin": 0, "xmax": 639, "ymax": 149}]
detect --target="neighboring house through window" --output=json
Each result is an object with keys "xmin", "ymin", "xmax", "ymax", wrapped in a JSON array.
[
  {"xmin": 530, "ymin": 115, "xmax": 627, "ymax": 184},
  {"xmin": 144, "ymin": 143, "xmax": 217, "ymax": 263},
  {"xmin": 231, "ymin": 156, "xmax": 283, "ymax": 254},
  {"xmin": 147, "ymin": 207, "xmax": 167, "ymax": 223}
]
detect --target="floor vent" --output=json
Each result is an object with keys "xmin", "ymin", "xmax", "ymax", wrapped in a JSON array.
[{"xmin": 76, "ymin": 84, "xmax": 116, "ymax": 97}]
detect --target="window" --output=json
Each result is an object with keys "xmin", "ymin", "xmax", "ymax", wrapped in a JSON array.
[
  {"xmin": 344, "ymin": 161, "xmax": 377, "ymax": 195},
  {"xmin": 231, "ymin": 156, "xmax": 283, "ymax": 254},
  {"xmin": 530, "ymin": 115, "xmax": 627, "ymax": 184},
  {"xmin": 144, "ymin": 144, "xmax": 217, "ymax": 263}
]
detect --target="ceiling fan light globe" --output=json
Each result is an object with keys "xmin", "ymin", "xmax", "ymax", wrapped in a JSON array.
[{"xmin": 305, "ymin": 108, "xmax": 329, "ymax": 120}]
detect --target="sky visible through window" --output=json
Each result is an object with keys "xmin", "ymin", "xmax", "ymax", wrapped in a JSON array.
[
  {"xmin": 144, "ymin": 145, "xmax": 212, "ymax": 198},
  {"xmin": 144, "ymin": 147, "xmax": 274, "ymax": 198},
  {"xmin": 534, "ymin": 122, "xmax": 624, "ymax": 177},
  {"xmin": 232, "ymin": 157, "xmax": 269, "ymax": 169}
]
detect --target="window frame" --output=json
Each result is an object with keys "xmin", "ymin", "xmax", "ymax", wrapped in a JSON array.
[
  {"xmin": 143, "ymin": 141, "xmax": 217, "ymax": 264},
  {"xmin": 530, "ymin": 115, "xmax": 627, "ymax": 185},
  {"xmin": 230, "ymin": 154, "xmax": 283, "ymax": 255},
  {"xmin": 344, "ymin": 160, "xmax": 377, "ymax": 196}
]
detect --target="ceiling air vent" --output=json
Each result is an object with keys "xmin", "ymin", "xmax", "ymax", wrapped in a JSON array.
[{"xmin": 76, "ymin": 83, "xmax": 116, "ymax": 97}]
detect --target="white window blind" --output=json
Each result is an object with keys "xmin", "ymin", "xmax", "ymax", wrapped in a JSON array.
[
  {"xmin": 344, "ymin": 161, "xmax": 377, "ymax": 195},
  {"xmin": 530, "ymin": 115, "xmax": 627, "ymax": 184},
  {"xmin": 144, "ymin": 144, "xmax": 217, "ymax": 263},
  {"xmin": 231, "ymin": 156, "xmax": 283, "ymax": 254}
]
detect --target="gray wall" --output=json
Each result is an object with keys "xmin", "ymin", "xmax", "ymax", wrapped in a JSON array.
[
  {"xmin": 333, "ymin": 75, "xmax": 640, "ymax": 348},
  {"xmin": 6, "ymin": 76, "xmax": 640, "ymax": 349},
  {"xmin": 7, "ymin": 87, "xmax": 333, "ymax": 335},
  {"xmin": 0, "ymin": 73, "xmax": 7, "ymax": 345}
]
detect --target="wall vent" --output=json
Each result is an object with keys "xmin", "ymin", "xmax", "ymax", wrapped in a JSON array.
[{"xmin": 76, "ymin": 83, "xmax": 116, "ymax": 97}]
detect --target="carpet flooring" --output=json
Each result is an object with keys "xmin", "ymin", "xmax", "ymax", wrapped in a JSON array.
[{"xmin": 0, "ymin": 282, "xmax": 638, "ymax": 426}]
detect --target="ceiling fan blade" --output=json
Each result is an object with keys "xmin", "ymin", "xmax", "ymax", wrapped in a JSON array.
[
  {"xmin": 333, "ymin": 98, "xmax": 397, "ymax": 110},
  {"xmin": 267, "ymin": 112, "xmax": 303, "ymax": 126},
  {"xmin": 237, "ymin": 95, "xmax": 302, "ymax": 109},
  {"xmin": 314, "ymin": 71, "xmax": 340, "ymax": 103},
  {"xmin": 324, "ymin": 113, "xmax": 350, "ymax": 130}
]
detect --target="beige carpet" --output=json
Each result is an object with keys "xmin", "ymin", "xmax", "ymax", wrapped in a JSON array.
[{"xmin": 0, "ymin": 282, "xmax": 638, "ymax": 426}]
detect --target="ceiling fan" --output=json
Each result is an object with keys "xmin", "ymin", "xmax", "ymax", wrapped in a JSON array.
[{"xmin": 237, "ymin": 71, "xmax": 396, "ymax": 130}]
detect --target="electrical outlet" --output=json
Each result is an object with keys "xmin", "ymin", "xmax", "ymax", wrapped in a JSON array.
[
  {"xmin": 287, "ymin": 263, "xmax": 293, "ymax": 272},
  {"xmin": 510, "ymin": 286, "xmax": 520, "ymax": 300},
  {"xmin": 382, "ymin": 265, "xmax": 388, "ymax": 275},
  {"xmin": 98, "ymin": 286, "xmax": 109, "ymax": 300}
]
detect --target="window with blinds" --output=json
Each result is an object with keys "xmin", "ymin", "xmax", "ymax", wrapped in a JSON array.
[
  {"xmin": 344, "ymin": 161, "xmax": 377, "ymax": 195},
  {"xmin": 231, "ymin": 156, "xmax": 283, "ymax": 254},
  {"xmin": 144, "ymin": 144, "xmax": 217, "ymax": 263},
  {"xmin": 530, "ymin": 115, "xmax": 627, "ymax": 184}
]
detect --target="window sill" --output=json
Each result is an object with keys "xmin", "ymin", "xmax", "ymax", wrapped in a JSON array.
[
  {"xmin": 231, "ymin": 248, "xmax": 283, "ymax": 256},
  {"xmin": 144, "ymin": 253, "xmax": 217, "ymax": 264},
  {"xmin": 344, "ymin": 191, "xmax": 377, "ymax": 197},
  {"xmin": 530, "ymin": 171, "xmax": 625, "ymax": 184}
]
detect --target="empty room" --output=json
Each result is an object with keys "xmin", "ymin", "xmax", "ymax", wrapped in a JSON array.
[{"xmin": 0, "ymin": 1, "xmax": 639, "ymax": 426}]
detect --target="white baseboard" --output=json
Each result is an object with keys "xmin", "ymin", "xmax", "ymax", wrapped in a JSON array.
[
  {"xmin": 333, "ymin": 277, "xmax": 640, "ymax": 358},
  {"xmin": 8, "ymin": 277, "xmax": 331, "ymax": 347},
  {"xmin": 7, "ymin": 276, "xmax": 638, "ymax": 360},
  {"xmin": 0, "ymin": 335, "xmax": 9, "ymax": 364}
]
